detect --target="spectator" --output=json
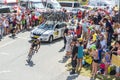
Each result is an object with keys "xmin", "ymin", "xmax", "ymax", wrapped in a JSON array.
[
  {"xmin": 3, "ymin": 17, "xmax": 9, "ymax": 35},
  {"xmin": 65, "ymin": 31, "xmax": 73, "ymax": 58},
  {"xmin": 1, "ymin": 17, "xmax": 4, "ymax": 38},
  {"xmin": 16, "ymin": 13, "xmax": 21, "ymax": 33},
  {"xmin": 70, "ymin": 39, "xmax": 78, "ymax": 74},
  {"xmin": 82, "ymin": 19, "xmax": 88, "ymax": 41},
  {"xmin": 21, "ymin": 13, "xmax": 26, "ymax": 30},
  {"xmin": 76, "ymin": 23, "xmax": 82, "ymax": 38},
  {"xmin": 82, "ymin": 10, "xmax": 86, "ymax": 19},
  {"xmin": 77, "ymin": 10, "xmax": 82, "ymax": 22},
  {"xmin": 90, "ymin": 45, "xmax": 99, "ymax": 79},
  {"xmin": 116, "ymin": 47, "xmax": 120, "ymax": 77},
  {"xmin": 103, "ymin": 18, "xmax": 114, "ymax": 47},
  {"xmin": 25, "ymin": 13, "xmax": 29, "ymax": 30},
  {"xmin": 99, "ymin": 34, "xmax": 107, "ymax": 52},
  {"xmin": 63, "ymin": 25, "xmax": 68, "ymax": 49},
  {"xmin": 111, "ymin": 41, "xmax": 120, "ymax": 77},
  {"xmin": 89, "ymin": 30, "xmax": 97, "ymax": 45},
  {"xmin": 98, "ymin": 12, "xmax": 102, "ymax": 23},
  {"xmin": 0, "ymin": 17, "xmax": 3, "ymax": 41},
  {"xmin": 11, "ymin": 15, "xmax": 17, "ymax": 37},
  {"xmin": 99, "ymin": 62, "xmax": 105, "ymax": 74},
  {"xmin": 113, "ymin": 23, "xmax": 119, "ymax": 40},
  {"xmin": 110, "ymin": 41, "xmax": 120, "ymax": 58},
  {"xmin": 76, "ymin": 40, "xmax": 84, "ymax": 73},
  {"xmin": 31, "ymin": 13, "xmax": 35, "ymax": 27},
  {"xmin": 104, "ymin": 51, "xmax": 111, "ymax": 75}
]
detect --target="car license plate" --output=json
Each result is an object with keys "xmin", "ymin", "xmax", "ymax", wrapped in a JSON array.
[{"xmin": 33, "ymin": 35, "xmax": 39, "ymax": 38}]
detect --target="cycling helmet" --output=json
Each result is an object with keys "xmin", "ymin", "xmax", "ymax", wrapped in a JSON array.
[{"xmin": 33, "ymin": 36, "xmax": 39, "ymax": 39}]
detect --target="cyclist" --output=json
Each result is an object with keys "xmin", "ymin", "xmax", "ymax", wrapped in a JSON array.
[{"xmin": 26, "ymin": 36, "xmax": 41, "ymax": 63}]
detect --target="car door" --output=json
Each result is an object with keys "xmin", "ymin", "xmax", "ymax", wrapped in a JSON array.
[
  {"xmin": 54, "ymin": 23, "xmax": 61, "ymax": 39},
  {"xmin": 59, "ymin": 23, "xmax": 67, "ymax": 37}
]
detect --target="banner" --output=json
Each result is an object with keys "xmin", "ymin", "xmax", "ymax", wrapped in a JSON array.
[{"xmin": 111, "ymin": 54, "xmax": 120, "ymax": 67}]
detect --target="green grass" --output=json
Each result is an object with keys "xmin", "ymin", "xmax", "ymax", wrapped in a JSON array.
[
  {"xmin": 66, "ymin": 60, "xmax": 120, "ymax": 80},
  {"xmin": 96, "ymin": 75, "xmax": 119, "ymax": 80}
]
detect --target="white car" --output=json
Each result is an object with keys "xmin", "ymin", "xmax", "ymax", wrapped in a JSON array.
[{"xmin": 30, "ymin": 21, "xmax": 66, "ymax": 42}]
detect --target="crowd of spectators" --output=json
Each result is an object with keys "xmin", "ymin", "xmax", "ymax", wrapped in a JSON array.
[
  {"xmin": 0, "ymin": 8, "xmax": 70, "ymax": 41},
  {"xmin": 62, "ymin": 6, "xmax": 120, "ymax": 79},
  {"xmin": 0, "ymin": 9, "xmax": 45, "ymax": 40}
]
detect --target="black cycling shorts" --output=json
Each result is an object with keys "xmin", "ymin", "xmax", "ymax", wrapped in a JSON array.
[{"xmin": 31, "ymin": 44, "xmax": 37, "ymax": 48}]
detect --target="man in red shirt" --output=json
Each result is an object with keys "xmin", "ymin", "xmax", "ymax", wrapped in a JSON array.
[
  {"xmin": 31, "ymin": 13, "xmax": 35, "ymax": 27},
  {"xmin": 77, "ymin": 10, "xmax": 82, "ymax": 22},
  {"xmin": 76, "ymin": 23, "xmax": 82, "ymax": 38}
]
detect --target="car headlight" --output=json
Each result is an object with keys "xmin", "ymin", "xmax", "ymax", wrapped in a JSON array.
[{"xmin": 41, "ymin": 34, "xmax": 49, "ymax": 37}]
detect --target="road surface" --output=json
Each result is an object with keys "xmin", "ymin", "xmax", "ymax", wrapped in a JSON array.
[{"xmin": 0, "ymin": 31, "xmax": 90, "ymax": 80}]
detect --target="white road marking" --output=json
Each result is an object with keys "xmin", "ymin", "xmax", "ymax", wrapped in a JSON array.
[
  {"xmin": 0, "ymin": 70, "xmax": 11, "ymax": 74},
  {"xmin": 0, "ymin": 40, "xmax": 16, "ymax": 48},
  {"xmin": 0, "ymin": 52, "xmax": 9, "ymax": 56},
  {"xmin": 0, "ymin": 36, "xmax": 29, "ymax": 48},
  {"xmin": 17, "ymin": 37, "xmax": 29, "ymax": 40}
]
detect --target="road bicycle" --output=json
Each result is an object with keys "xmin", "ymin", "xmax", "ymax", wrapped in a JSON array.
[{"xmin": 26, "ymin": 47, "xmax": 37, "ymax": 63}]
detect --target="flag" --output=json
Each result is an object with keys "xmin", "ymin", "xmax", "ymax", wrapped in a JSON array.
[
  {"xmin": 16, "ymin": 0, "xmax": 19, "ymax": 2},
  {"xmin": 4, "ymin": 0, "xmax": 7, "ymax": 5}
]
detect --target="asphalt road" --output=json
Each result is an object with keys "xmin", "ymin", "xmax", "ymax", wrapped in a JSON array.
[{"xmin": 0, "ymin": 31, "xmax": 90, "ymax": 80}]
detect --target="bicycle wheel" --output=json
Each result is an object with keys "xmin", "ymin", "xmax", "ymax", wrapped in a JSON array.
[
  {"xmin": 32, "ymin": 49, "xmax": 35, "ymax": 55},
  {"xmin": 27, "ymin": 49, "xmax": 35, "ymax": 62}
]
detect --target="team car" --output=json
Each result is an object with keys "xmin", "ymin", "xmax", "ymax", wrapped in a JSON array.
[{"xmin": 30, "ymin": 21, "xmax": 67, "ymax": 42}]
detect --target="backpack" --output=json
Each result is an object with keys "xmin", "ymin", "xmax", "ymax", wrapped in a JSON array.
[
  {"xmin": 110, "ymin": 70, "xmax": 116, "ymax": 75},
  {"xmin": 108, "ymin": 66, "xmax": 116, "ymax": 75}
]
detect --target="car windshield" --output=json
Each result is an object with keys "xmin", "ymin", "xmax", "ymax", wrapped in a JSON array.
[
  {"xmin": 74, "ymin": 3, "xmax": 80, "ymax": 8},
  {"xmin": 53, "ymin": 3, "xmax": 61, "ymax": 9},
  {"xmin": 33, "ymin": 2, "xmax": 45, "ymax": 9},
  {"xmin": 38, "ymin": 23, "xmax": 54, "ymax": 30}
]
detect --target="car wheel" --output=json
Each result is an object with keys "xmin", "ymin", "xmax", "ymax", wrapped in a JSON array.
[{"xmin": 49, "ymin": 36, "xmax": 53, "ymax": 43}]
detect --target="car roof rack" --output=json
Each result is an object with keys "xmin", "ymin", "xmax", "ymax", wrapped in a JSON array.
[{"xmin": 42, "ymin": 11, "xmax": 68, "ymax": 22}]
